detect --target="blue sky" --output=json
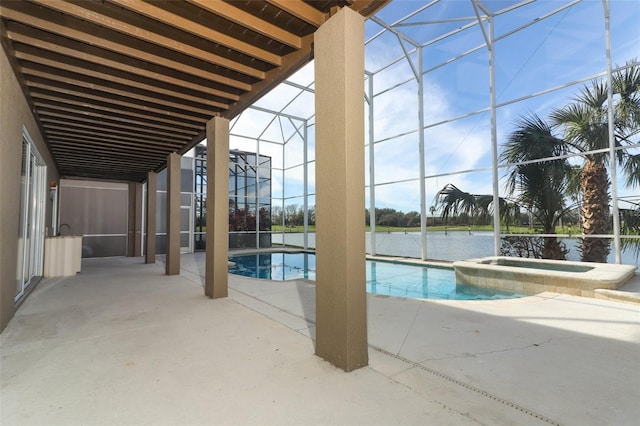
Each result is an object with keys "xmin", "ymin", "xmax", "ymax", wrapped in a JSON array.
[{"xmin": 220, "ymin": 0, "xmax": 639, "ymax": 214}]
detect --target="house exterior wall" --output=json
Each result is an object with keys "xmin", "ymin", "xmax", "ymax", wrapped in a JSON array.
[{"xmin": 1, "ymin": 47, "xmax": 59, "ymax": 332}]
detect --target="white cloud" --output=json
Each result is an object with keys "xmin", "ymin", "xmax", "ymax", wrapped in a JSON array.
[{"xmin": 229, "ymin": 0, "xmax": 639, "ymax": 214}]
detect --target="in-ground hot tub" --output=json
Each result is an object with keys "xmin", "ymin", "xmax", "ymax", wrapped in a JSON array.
[{"xmin": 453, "ymin": 256, "xmax": 637, "ymax": 297}]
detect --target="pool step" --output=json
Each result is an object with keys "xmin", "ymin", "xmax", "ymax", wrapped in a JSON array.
[{"xmin": 593, "ymin": 275, "xmax": 640, "ymax": 305}]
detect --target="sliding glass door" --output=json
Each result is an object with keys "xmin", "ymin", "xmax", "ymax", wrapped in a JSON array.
[{"xmin": 16, "ymin": 132, "xmax": 47, "ymax": 301}]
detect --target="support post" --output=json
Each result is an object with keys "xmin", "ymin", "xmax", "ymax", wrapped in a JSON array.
[
  {"xmin": 314, "ymin": 7, "xmax": 368, "ymax": 372},
  {"xmin": 166, "ymin": 152, "xmax": 181, "ymax": 275},
  {"xmin": 145, "ymin": 172, "xmax": 157, "ymax": 264},
  {"xmin": 205, "ymin": 117, "xmax": 229, "ymax": 298},
  {"xmin": 127, "ymin": 182, "xmax": 143, "ymax": 257}
]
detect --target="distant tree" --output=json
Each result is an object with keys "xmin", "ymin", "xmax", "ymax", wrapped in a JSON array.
[
  {"xmin": 308, "ymin": 206, "xmax": 316, "ymax": 226},
  {"xmin": 271, "ymin": 205, "xmax": 283, "ymax": 226},
  {"xmin": 378, "ymin": 213, "xmax": 399, "ymax": 227},
  {"xmin": 258, "ymin": 207, "xmax": 271, "ymax": 231},
  {"xmin": 405, "ymin": 211, "xmax": 420, "ymax": 227},
  {"xmin": 285, "ymin": 204, "xmax": 299, "ymax": 227}
]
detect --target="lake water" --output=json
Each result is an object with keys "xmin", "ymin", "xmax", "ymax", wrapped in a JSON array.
[{"xmin": 273, "ymin": 231, "xmax": 639, "ymax": 269}]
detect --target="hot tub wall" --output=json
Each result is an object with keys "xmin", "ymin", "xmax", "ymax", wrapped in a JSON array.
[{"xmin": 454, "ymin": 257, "xmax": 636, "ymax": 298}]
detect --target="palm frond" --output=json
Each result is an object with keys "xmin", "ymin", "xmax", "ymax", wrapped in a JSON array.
[
  {"xmin": 573, "ymin": 79, "xmax": 608, "ymax": 109},
  {"xmin": 620, "ymin": 206, "xmax": 640, "ymax": 259},
  {"xmin": 434, "ymin": 184, "xmax": 480, "ymax": 222},
  {"xmin": 622, "ymin": 153, "xmax": 640, "ymax": 187}
]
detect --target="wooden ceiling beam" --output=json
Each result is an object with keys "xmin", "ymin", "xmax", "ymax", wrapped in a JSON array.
[
  {"xmin": 188, "ymin": 0, "xmax": 301, "ymax": 49},
  {"xmin": 34, "ymin": 101, "xmax": 197, "ymax": 137},
  {"xmin": 55, "ymin": 164, "xmax": 153, "ymax": 174},
  {"xmin": 22, "ymin": 68, "xmax": 219, "ymax": 117},
  {"xmin": 347, "ymin": 0, "xmax": 392, "ymax": 17},
  {"xmin": 38, "ymin": 110, "xmax": 195, "ymax": 144},
  {"xmin": 266, "ymin": 0, "xmax": 327, "ymax": 27},
  {"xmin": 54, "ymin": 158, "xmax": 160, "ymax": 170},
  {"xmin": 109, "ymin": 0, "xmax": 282, "ymax": 66},
  {"xmin": 40, "ymin": 118, "xmax": 187, "ymax": 146},
  {"xmin": 55, "ymin": 161, "xmax": 154, "ymax": 172},
  {"xmin": 58, "ymin": 169, "xmax": 154, "ymax": 178},
  {"xmin": 43, "ymin": 125, "xmax": 184, "ymax": 149},
  {"xmin": 1, "ymin": 0, "xmax": 392, "ymax": 183},
  {"xmin": 28, "ymin": 0, "xmax": 269, "ymax": 78},
  {"xmin": 32, "ymin": 90, "xmax": 205, "ymax": 134},
  {"xmin": 6, "ymin": 26, "xmax": 240, "ymax": 101},
  {"xmin": 15, "ymin": 49, "xmax": 228, "ymax": 111},
  {"xmin": 56, "ymin": 168, "xmax": 150, "ymax": 176},
  {"xmin": 57, "ymin": 168, "xmax": 146, "ymax": 175},
  {"xmin": 56, "ymin": 164, "xmax": 152, "ymax": 176},
  {"xmin": 58, "ymin": 170, "xmax": 148, "ymax": 180},
  {"xmin": 58, "ymin": 171, "xmax": 148, "ymax": 182},
  {"xmin": 50, "ymin": 145, "xmax": 166, "ymax": 162},
  {"xmin": 51, "ymin": 134, "xmax": 173, "ymax": 159},
  {"xmin": 45, "ymin": 123, "xmax": 183, "ymax": 152},
  {"xmin": 53, "ymin": 150, "xmax": 157, "ymax": 162},
  {"xmin": 1, "ymin": 3, "xmax": 252, "ymax": 91},
  {"xmin": 26, "ymin": 81, "xmax": 209, "ymax": 124}
]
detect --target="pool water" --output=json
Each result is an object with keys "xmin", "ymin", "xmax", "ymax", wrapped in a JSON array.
[
  {"xmin": 486, "ymin": 258, "xmax": 594, "ymax": 273},
  {"xmin": 228, "ymin": 252, "xmax": 523, "ymax": 301}
]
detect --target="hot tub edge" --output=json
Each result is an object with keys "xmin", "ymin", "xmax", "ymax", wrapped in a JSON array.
[{"xmin": 453, "ymin": 256, "xmax": 636, "ymax": 297}]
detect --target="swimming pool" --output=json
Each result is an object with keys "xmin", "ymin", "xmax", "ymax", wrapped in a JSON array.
[{"xmin": 228, "ymin": 252, "xmax": 523, "ymax": 301}]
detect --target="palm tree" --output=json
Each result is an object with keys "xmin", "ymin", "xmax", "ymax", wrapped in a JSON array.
[
  {"xmin": 436, "ymin": 115, "xmax": 575, "ymax": 260},
  {"xmin": 434, "ymin": 184, "xmax": 526, "ymax": 243},
  {"xmin": 550, "ymin": 62, "xmax": 640, "ymax": 262},
  {"xmin": 500, "ymin": 114, "xmax": 575, "ymax": 259},
  {"xmin": 435, "ymin": 63, "xmax": 639, "ymax": 261}
]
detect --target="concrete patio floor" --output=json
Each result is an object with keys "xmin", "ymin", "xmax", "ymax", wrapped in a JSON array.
[{"xmin": 1, "ymin": 253, "xmax": 638, "ymax": 425}]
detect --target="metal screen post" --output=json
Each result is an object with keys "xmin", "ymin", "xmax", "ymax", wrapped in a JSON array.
[
  {"xmin": 418, "ymin": 46, "xmax": 428, "ymax": 260},
  {"xmin": 602, "ymin": 0, "xmax": 621, "ymax": 263},
  {"xmin": 367, "ymin": 72, "xmax": 377, "ymax": 255}
]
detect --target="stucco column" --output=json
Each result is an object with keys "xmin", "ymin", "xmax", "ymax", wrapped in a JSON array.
[
  {"xmin": 166, "ymin": 152, "xmax": 181, "ymax": 275},
  {"xmin": 314, "ymin": 7, "xmax": 368, "ymax": 372},
  {"xmin": 127, "ymin": 182, "xmax": 143, "ymax": 257},
  {"xmin": 205, "ymin": 117, "xmax": 229, "ymax": 298},
  {"xmin": 145, "ymin": 171, "xmax": 157, "ymax": 263}
]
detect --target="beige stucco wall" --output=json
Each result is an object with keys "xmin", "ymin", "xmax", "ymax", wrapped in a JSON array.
[{"xmin": 1, "ymin": 46, "xmax": 59, "ymax": 332}]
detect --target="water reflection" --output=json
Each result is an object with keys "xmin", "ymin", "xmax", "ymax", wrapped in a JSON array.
[{"xmin": 272, "ymin": 231, "xmax": 638, "ymax": 267}]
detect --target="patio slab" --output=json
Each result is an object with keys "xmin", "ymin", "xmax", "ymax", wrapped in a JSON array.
[{"xmin": 1, "ymin": 254, "xmax": 638, "ymax": 425}]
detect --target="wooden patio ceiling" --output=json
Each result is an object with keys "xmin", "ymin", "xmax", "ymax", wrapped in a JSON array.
[{"xmin": 0, "ymin": 0, "xmax": 388, "ymax": 182}]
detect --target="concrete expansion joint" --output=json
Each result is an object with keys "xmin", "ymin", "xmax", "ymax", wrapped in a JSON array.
[
  {"xmin": 228, "ymin": 287, "xmax": 314, "ymax": 334},
  {"xmin": 428, "ymin": 399, "xmax": 486, "ymax": 425},
  {"xmin": 397, "ymin": 304, "xmax": 424, "ymax": 356},
  {"xmin": 369, "ymin": 344, "xmax": 563, "ymax": 426},
  {"xmin": 419, "ymin": 338, "xmax": 558, "ymax": 362}
]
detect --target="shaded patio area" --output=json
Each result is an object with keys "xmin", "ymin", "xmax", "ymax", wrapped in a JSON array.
[{"xmin": 2, "ymin": 254, "xmax": 638, "ymax": 425}]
